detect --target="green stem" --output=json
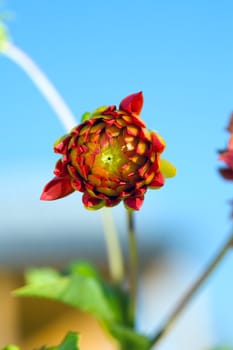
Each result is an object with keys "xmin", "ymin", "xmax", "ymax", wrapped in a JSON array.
[
  {"xmin": 127, "ymin": 210, "xmax": 138, "ymax": 325},
  {"xmin": 150, "ymin": 233, "xmax": 233, "ymax": 348},
  {"xmin": 101, "ymin": 208, "xmax": 124, "ymax": 283}
]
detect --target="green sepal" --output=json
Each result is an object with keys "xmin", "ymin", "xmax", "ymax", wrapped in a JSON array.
[
  {"xmin": 160, "ymin": 158, "xmax": 176, "ymax": 178},
  {"xmin": 80, "ymin": 106, "xmax": 109, "ymax": 123},
  {"xmin": 81, "ymin": 112, "xmax": 91, "ymax": 122},
  {"xmin": 84, "ymin": 199, "xmax": 105, "ymax": 210},
  {"xmin": 91, "ymin": 106, "xmax": 108, "ymax": 117}
]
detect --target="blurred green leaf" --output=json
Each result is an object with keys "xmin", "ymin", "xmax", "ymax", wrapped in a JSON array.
[
  {"xmin": 67, "ymin": 261, "xmax": 130, "ymax": 324},
  {"xmin": 109, "ymin": 324, "xmax": 151, "ymax": 350},
  {"xmin": 51, "ymin": 331, "xmax": 79, "ymax": 350},
  {"xmin": 14, "ymin": 261, "xmax": 151, "ymax": 349},
  {"xmin": 1, "ymin": 333, "xmax": 80, "ymax": 350},
  {"xmin": 25, "ymin": 267, "xmax": 60, "ymax": 285},
  {"xmin": 14, "ymin": 261, "xmax": 122, "ymax": 324},
  {"xmin": 66, "ymin": 260, "xmax": 100, "ymax": 279}
]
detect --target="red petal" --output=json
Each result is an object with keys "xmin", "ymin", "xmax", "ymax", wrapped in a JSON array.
[
  {"xmin": 103, "ymin": 105, "xmax": 116, "ymax": 112},
  {"xmin": 54, "ymin": 159, "xmax": 68, "ymax": 177},
  {"xmin": 105, "ymin": 197, "xmax": 121, "ymax": 207},
  {"xmin": 82, "ymin": 192, "xmax": 104, "ymax": 209},
  {"xmin": 102, "ymin": 106, "xmax": 119, "ymax": 118},
  {"xmin": 151, "ymin": 132, "xmax": 165, "ymax": 153},
  {"xmin": 228, "ymin": 135, "xmax": 233, "ymax": 151},
  {"xmin": 123, "ymin": 114, "xmax": 146, "ymax": 128},
  {"xmin": 54, "ymin": 135, "xmax": 72, "ymax": 154},
  {"xmin": 134, "ymin": 187, "xmax": 147, "ymax": 196},
  {"xmin": 40, "ymin": 176, "xmax": 74, "ymax": 200},
  {"xmin": 71, "ymin": 178, "xmax": 84, "ymax": 191},
  {"xmin": 149, "ymin": 172, "xmax": 164, "ymax": 188},
  {"xmin": 219, "ymin": 150, "xmax": 233, "ymax": 169},
  {"xmin": 124, "ymin": 196, "xmax": 144, "ymax": 210},
  {"xmin": 219, "ymin": 168, "xmax": 233, "ymax": 180},
  {"xmin": 119, "ymin": 92, "xmax": 144, "ymax": 115}
]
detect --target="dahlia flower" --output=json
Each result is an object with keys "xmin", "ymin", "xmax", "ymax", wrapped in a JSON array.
[{"xmin": 41, "ymin": 92, "xmax": 176, "ymax": 210}]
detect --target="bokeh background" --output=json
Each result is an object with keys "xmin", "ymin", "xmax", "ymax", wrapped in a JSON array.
[{"xmin": 1, "ymin": 0, "xmax": 233, "ymax": 349}]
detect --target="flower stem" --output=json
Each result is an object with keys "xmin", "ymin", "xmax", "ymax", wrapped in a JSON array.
[
  {"xmin": 150, "ymin": 233, "xmax": 233, "ymax": 348},
  {"xmin": 101, "ymin": 208, "xmax": 124, "ymax": 283},
  {"xmin": 127, "ymin": 210, "xmax": 138, "ymax": 325}
]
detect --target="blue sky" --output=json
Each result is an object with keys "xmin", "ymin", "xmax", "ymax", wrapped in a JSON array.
[{"xmin": 1, "ymin": 0, "xmax": 233, "ymax": 345}]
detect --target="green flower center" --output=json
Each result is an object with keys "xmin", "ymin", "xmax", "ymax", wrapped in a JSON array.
[{"xmin": 98, "ymin": 143, "xmax": 126, "ymax": 174}]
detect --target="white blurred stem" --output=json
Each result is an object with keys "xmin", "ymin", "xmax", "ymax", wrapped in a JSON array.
[
  {"xmin": 2, "ymin": 40, "xmax": 124, "ymax": 282},
  {"xmin": 127, "ymin": 210, "xmax": 138, "ymax": 325},
  {"xmin": 2, "ymin": 41, "xmax": 77, "ymax": 131},
  {"xmin": 101, "ymin": 208, "xmax": 124, "ymax": 283}
]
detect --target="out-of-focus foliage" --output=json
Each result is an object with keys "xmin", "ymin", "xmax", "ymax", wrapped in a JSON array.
[
  {"xmin": 2, "ymin": 332, "xmax": 80, "ymax": 350},
  {"xmin": 14, "ymin": 261, "xmax": 152, "ymax": 350}
]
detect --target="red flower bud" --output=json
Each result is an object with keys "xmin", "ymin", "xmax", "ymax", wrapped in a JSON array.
[{"xmin": 41, "ymin": 92, "xmax": 176, "ymax": 210}]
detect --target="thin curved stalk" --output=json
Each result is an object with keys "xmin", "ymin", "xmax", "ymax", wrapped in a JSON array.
[
  {"xmin": 2, "ymin": 41, "xmax": 76, "ymax": 131},
  {"xmin": 150, "ymin": 233, "xmax": 233, "ymax": 347}
]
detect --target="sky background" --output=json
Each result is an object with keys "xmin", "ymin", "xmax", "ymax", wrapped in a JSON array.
[{"xmin": 1, "ymin": 0, "xmax": 233, "ymax": 347}]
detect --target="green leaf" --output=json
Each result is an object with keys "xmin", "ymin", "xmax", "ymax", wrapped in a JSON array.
[
  {"xmin": 52, "ymin": 331, "xmax": 79, "ymax": 350},
  {"xmin": 35, "ymin": 331, "xmax": 80, "ymax": 350},
  {"xmin": 109, "ymin": 324, "xmax": 151, "ymax": 350},
  {"xmin": 25, "ymin": 267, "xmax": 60, "ymax": 285},
  {"xmin": 66, "ymin": 261, "xmax": 100, "ymax": 279},
  {"xmin": 14, "ymin": 262, "xmax": 151, "ymax": 349},
  {"xmin": 14, "ymin": 262, "xmax": 122, "ymax": 324},
  {"xmin": 2, "ymin": 331, "xmax": 80, "ymax": 349}
]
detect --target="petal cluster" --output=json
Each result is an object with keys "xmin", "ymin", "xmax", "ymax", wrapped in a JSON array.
[{"xmin": 41, "ymin": 92, "xmax": 176, "ymax": 210}]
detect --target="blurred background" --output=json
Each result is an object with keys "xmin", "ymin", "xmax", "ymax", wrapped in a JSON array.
[{"xmin": 0, "ymin": 0, "xmax": 233, "ymax": 349}]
